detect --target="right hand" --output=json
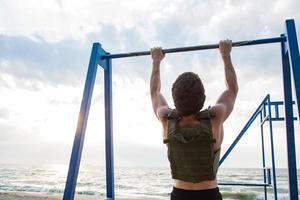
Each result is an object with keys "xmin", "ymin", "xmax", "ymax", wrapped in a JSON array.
[
  {"xmin": 151, "ymin": 47, "xmax": 165, "ymax": 63},
  {"xmin": 219, "ymin": 39, "xmax": 232, "ymax": 56}
]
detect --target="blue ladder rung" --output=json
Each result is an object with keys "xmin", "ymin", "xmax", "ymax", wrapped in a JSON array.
[{"xmin": 219, "ymin": 182, "xmax": 271, "ymax": 187}]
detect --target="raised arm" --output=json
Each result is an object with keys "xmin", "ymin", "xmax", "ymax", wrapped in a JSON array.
[
  {"xmin": 150, "ymin": 47, "xmax": 169, "ymax": 120},
  {"xmin": 210, "ymin": 40, "xmax": 238, "ymax": 122}
]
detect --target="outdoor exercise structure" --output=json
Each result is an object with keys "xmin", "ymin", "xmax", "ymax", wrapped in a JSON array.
[{"xmin": 63, "ymin": 19, "xmax": 300, "ymax": 200}]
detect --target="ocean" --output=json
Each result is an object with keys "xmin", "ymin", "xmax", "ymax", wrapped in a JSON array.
[{"xmin": 0, "ymin": 164, "xmax": 299, "ymax": 199}]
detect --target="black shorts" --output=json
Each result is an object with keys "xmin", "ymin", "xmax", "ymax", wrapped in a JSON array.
[{"xmin": 171, "ymin": 187, "xmax": 222, "ymax": 200}]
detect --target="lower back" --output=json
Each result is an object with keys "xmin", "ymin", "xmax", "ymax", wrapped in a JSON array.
[{"xmin": 174, "ymin": 178, "xmax": 218, "ymax": 190}]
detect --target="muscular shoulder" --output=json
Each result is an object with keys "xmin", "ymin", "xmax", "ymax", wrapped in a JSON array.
[
  {"xmin": 208, "ymin": 105, "xmax": 225, "ymax": 147},
  {"xmin": 157, "ymin": 106, "xmax": 170, "ymax": 123},
  {"xmin": 208, "ymin": 104, "xmax": 226, "ymax": 123}
]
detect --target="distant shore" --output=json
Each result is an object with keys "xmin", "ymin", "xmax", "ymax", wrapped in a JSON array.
[{"xmin": 0, "ymin": 192, "xmax": 162, "ymax": 200}]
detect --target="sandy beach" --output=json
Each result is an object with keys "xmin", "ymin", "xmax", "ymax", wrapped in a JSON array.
[{"xmin": 0, "ymin": 192, "xmax": 162, "ymax": 200}]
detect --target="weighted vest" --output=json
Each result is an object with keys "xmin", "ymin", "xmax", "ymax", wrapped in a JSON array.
[{"xmin": 163, "ymin": 108, "xmax": 220, "ymax": 183}]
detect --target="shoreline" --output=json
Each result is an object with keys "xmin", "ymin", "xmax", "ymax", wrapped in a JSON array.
[{"xmin": 0, "ymin": 191, "xmax": 163, "ymax": 200}]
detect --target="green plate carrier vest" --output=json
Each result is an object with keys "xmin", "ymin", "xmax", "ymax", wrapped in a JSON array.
[{"xmin": 164, "ymin": 108, "xmax": 220, "ymax": 183}]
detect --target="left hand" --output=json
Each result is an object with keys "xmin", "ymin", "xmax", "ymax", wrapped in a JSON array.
[
  {"xmin": 151, "ymin": 47, "xmax": 165, "ymax": 63},
  {"xmin": 219, "ymin": 39, "xmax": 232, "ymax": 57}
]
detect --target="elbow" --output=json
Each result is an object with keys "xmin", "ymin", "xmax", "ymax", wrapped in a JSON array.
[
  {"xmin": 226, "ymin": 80, "xmax": 238, "ymax": 95},
  {"xmin": 233, "ymin": 84, "xmax": 238, "ymax": 96},
  {"xmin": 232, "ymin": 83, "xmax": 238, "ymax": 94},
  {"xmin": 228, "ymin": 84, "xmax": 238, "ymax": 97},
  {"xmin": 234, "ymin": 84, "xmax": 239, "ymax": 94}
]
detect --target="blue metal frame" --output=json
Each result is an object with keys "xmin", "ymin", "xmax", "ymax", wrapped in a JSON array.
[
  {"xmin": 102, "ymin": 37, "xmax": 285, "ymax": 59},
  {"xmin": 63, "ymin": 43, "xmax": 115, "ymax": 200},
  {"xmin": 63, "ymin": 19, "xmax": 299, "ymax": 200},
  {"xmin": 219, "ymin": 96, "xmax": 268, "ymax": 165},
  {"xmin": 268, "ymin": 101, "xmax": 297, "ymax": 121},
  {"xmin": 103, "ymin": 56, "xmax": 115, "ymax": 200},
  {"xmin": 286, "ymin": 20, "xmax": 300, "ymax": 119},
  {"xmin": 267, "ymin": 96, "xmax": 278, "ymax": 200},
  {"xmin": 281, "ymin": 32, "xmax": 299, "ymax": 199},
  {"xmin": 63, "ymin": 43, "xmax": 103, "ymax": 200},
  {"xmin": 219, "ymin": 94, "xmax": 298, "ymax": 199},
  {"xmin": 260, "ymin": 112, "xmax": 267, "ymax": 200}
]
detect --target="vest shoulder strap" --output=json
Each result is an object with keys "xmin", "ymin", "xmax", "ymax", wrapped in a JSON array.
[
  {"xmin": 166, "ymin": 109, "xmax": 181, "ymax": 120},
  {"xmin": 164, "ymin": 108, "xmax": 212, "ymax": 144},
  {"xmin": 196, "ymin": 107, "xmax": 211, "ymax": 120}
]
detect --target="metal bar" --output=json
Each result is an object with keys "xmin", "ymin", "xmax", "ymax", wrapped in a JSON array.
[
  {"xmin": 267, "ymin": 95, "xmax": 278, "ymax": 200},
  {"xmin": 267, "ymin": 168, "xmax": 272, "ymax": 185},
  {"xmin": 265, "ymin": 100, "xmax": 297, "ymax": 121},
  {"xmin": 219, "ymin": 182, "xmax": 271, "ymax": 187},
  {"xmin": 275, "ymin": 103, "xmax": 280, "ymax": 119},
  {"xmin": 104, "ymin": 57, "xmax": 115, "ymax": 200},
  {"xmin": 260, "ymin": 115, "xmax": 269, "ymax": 125},
  {"xmin": 263, "ymin": 103, "xmax": 267, "ymax": 118},
  {"xmin": 270, "ymin": 117, "xmax": 285, "ymax": 121},
  {"xmin": 268, "ymin": 101, "xmax": 297, "ymax": 120},
  {"xmin": 270, "ymin": 101, "xmax": 296, "ymax": 105},
  {"xmin": 102, "ymin": 36, "xmax": 286, "ymax": 59},
  {"xmin": 281, "ymin": 34, "xmax": 299, "ymax": 200},
  {"xmin": 219, "ymin": 95, "xmax": 268, "ymax": 165},
  {"xmin": 286, "ymin": 19, "xmax": 300, "ymax": 120},
  {"xmin": 269, "ymin": 117, "xmax": 298, "ymax": 121},
  {"xmin": 260, "ymin": 112, "xmax": 268, "ymax": 200},
  {"xmin": 63, "ymin": 43, "xmax": 100, "ymax": 200},
  {"xmin": 270, "ymin": 101, "xmax": 284, "ymax": 106}
]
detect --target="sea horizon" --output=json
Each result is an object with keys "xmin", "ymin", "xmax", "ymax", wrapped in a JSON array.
[
  {"xmin": 1, "ymin": 163, "xmax": 299, "ymax": 200},
  {"xmin": 2, "ymin": 162, "xmax": 299, "ymax": 169}
]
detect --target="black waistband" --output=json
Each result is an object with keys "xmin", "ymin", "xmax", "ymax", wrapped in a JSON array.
[
  {"xmin": 171, "ymin": 187, "xmax": 222, "ymax": 200},
  {"xmin": 172, "ymin": 186, "xmax": 220, "ymax": 194}
]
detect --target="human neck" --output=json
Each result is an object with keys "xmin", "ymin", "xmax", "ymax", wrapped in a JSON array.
[{"xmin": 181, "ymin": 114, "xmax": 197, "ymax": 122}]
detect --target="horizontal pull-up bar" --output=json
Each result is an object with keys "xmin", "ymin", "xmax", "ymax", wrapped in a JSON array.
[{"xmin": 102, "ymin": 36, "xmax": 286, "ymax": 59}]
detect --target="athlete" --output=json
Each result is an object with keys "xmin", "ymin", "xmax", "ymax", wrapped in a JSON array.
[{"xmin": 150, "ymin": 40, "xmax": 238, "ymax": 200}]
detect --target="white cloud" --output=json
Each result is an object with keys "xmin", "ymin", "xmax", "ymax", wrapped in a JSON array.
[{"xmin": 0, "ymin": 0, "xmax": 299, "ymax": 168}]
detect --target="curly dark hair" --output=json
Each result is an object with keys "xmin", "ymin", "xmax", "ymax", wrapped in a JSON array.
[{"xmin": 172, "ymin": 72, "xmax": 206, "ymax": 116}]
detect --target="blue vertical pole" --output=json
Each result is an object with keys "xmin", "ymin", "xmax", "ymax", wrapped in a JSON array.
[
  {"xmin": 267, "ymin": 95, "xmax": 277, "ymax": 200},
  {"xmin": 259, "ymin": 112, "xmax": 268, "ymax": 200},
  {"xmin": 104, "ymin": 57, "xmax": 115, "ymax": 200},
  {"xmin": 63, "ymin": 43, "xmax": 101, "ymax": 200},
  {"xmin": 285, "ymin": 19, "xmax": 300, "ymax": 119},
  {"xmin": 281, "ymin": 34, "xmax": 299, "ymax": 200}
]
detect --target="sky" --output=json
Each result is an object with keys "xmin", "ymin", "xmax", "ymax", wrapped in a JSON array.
[{"xmin": 0, "ymin": 0, "xmax": 300, "ymax": 169}]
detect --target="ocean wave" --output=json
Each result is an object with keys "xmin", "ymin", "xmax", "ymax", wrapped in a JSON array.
[{"xmin": 222, "ymin": 191, "xmax": 258, "ymax": 200}]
